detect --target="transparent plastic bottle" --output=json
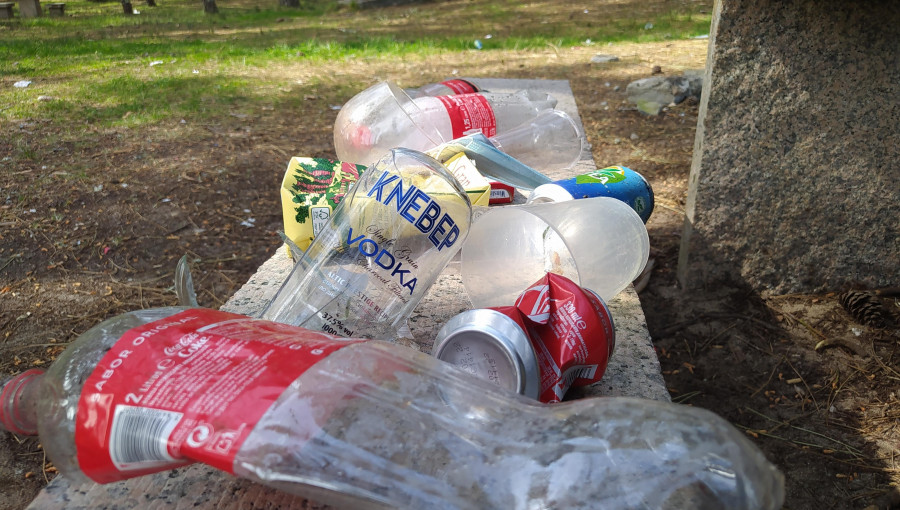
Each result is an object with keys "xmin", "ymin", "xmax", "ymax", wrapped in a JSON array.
[
  {"xmin": 1, "ymin": 307, "xmax": 785, "ymax": 510},
  {"xmin": 404, "ymin": 78, "xmax": 488, "ymax": 98},
  {"xmin": 334, "ymin": 81, "xmax": 559, "ymax": 167}
]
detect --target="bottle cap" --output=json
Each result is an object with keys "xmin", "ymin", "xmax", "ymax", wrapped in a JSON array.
[
  {"xmin": 526, "ymin": 183, "xmax": 574, "ymax": 204},
  {"xmin": 432, "ymin": 309, "xmax": 540, "ymax": 400}
]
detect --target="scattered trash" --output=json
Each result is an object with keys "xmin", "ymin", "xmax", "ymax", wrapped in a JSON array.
[
  {"xmin": 280, "ymin": 157, "xmax": 366, "ymax": 253},
  {"xmin": 473, "ymin": 39, "xmax": 483, "ymax": 49},
  {"xmin": 461, "ymin": 196, "xmax": 649, "ymax": 307},
  {"xmin": 526, "ymin": 165, "xmax": 655, "ymax": 223},
  {"xmin": 590, "ymin": 54, "xmax": 620, "ymax": 64},
  {"xmin": 240, "ymin": 218, "xmax": 256, "ymax": 228},
  {"xmin": 263, "ymin": 148, "xmax": 473, "ymax": 340},
  {"xmin": 404, "ymin": 78, "xmax": 485, "ymax": 98},
  {"xmin": 625, "ymin": 71, "xmax": 704, "ymax": 115},
  {"xmin": 174, "ymin": 255, "xmax": 199, "ymax": 307},
  {"xmin": 0, "ymin": 306, "xmax": 784, "ymax": 508},
  {"xmin": 644, "ymin": 22, "xmax": 654, "ymax": 30},
  {"xmin": 13, "ymin": 80, "xmax": 32, "ymax": 88},
  {"xmin": 93, "ymin": 185, "xmax": 103, "ymax": 192},
  {"xmin": 692, "ymin": 34, "xmax": 710, "ymax": 39},
  {"xmin": 630, "ymin": 132, "xmax": 639, "ymax": 140},
  {"xmin": 434, "ymin": 273, "xmax": 615, "ymax": 402},
  {"xmin": 484, "ymin": 34, "xmax": 492, "ymax": 39},
  {"xmin": 192, "ymin": 69, "xmax": 200, "ymax": 74},
  {"xmin": 37, "ymin": 95, "xmax": 56, "ymax": 102},
  {"xmin": 149, "ymin": 60, "xmax": 164, "ymax": 66},
  {"xmin": 334, "ymin": 81, "xmax": 574, "ymax": 170}
]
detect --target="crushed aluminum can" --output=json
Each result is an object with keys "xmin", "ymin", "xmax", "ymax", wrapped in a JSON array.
[{"xmin": 433, "ymin": 273, "xmax": 615, "ymax": 403}]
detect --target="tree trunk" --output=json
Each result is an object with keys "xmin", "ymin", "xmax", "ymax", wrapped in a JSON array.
[
  {"xmin": 147, "ymin": 0, "xmax": 157, "ymax": 6},
  {"xmin": 121, "ymin": 0, "xmax": 134, "ymax": 14},
  {"xmin": 279, "ymin": 0, "xmax": 300, "ymax": 7},
  {"xmin": 203, "ymin": 0, "xmax": 218, "ymax": 14}
]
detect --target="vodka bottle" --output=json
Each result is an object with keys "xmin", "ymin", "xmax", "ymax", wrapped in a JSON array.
[
  {"xmin": 334, "ymin": 81, "xmax": 558, "ymax": 167},
  {"xmin": 0, "ymin": 307, "xmax": 785, "ymax": 510}
]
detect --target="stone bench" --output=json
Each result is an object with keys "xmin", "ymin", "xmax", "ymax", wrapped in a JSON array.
[
  {"xmin": 27, "ymin": 79, "xmax": 668, "ymax": 509},
  {"xmin": 0, "ymin": 2, "xmax": 14, "ymax": 18},
  {"xmin": 46, "ymin": 2, "xmax": 64, "ymax": 16}
]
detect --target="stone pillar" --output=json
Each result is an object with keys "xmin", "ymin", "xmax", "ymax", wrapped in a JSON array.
[
  {"xmin": 18, "ymin": 0, "xmax": 42, "ymax": 17},
  {"xmin": 678, "ymin": 0, "xmax": 900, "ymax": 295}
]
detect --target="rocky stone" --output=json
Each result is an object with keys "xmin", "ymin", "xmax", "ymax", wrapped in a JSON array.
[{"xmin": 678, "ymin": 0, "xmax": 899, "ymax": 295}]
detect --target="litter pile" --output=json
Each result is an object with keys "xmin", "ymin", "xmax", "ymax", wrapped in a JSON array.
[{"xmin": 0, "ymin": 78, "xmax": 784, "ymax": 509}]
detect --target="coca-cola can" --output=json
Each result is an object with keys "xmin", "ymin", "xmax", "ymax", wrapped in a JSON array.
[{"xmin": 433, "ymin": 273, "xmax": 615, "ymax": 403}]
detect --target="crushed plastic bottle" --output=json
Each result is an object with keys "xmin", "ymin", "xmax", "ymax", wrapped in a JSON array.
[
  {"xmin": 404, "ymin": 78, "xmax": 490, "ymax": 98},
  {"xmin": 334, "ymin": 81, "xmax": 559, "ymax": 167},
  {"xmin": 0, "ymin": 307, "xmax": 784, "ymax": 509}
]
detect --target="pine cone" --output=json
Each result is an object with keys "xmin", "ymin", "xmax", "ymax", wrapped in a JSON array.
[{"xmin": 839, "ymin": 290, "xmax": 886, "ymax": 328}]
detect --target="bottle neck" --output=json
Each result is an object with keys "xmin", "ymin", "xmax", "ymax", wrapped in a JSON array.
[{"xmin": 0, "ymin": 369, "xmax": 44, "ymax": 436}]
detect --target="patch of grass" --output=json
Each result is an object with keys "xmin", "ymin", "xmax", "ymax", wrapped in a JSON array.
[{"xmin": 1, "ymin": 0, "xmax": 712, "ymax": 129}]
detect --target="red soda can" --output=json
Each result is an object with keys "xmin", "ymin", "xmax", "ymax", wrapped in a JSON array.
[{"xmin": 432, "ymin": 273, "xmax": 615, "ymax": 403}]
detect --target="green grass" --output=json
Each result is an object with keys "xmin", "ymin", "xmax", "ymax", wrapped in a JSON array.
[{"xmin": 1, "ymin": 0, "xmax": 712, "ymax": 129}]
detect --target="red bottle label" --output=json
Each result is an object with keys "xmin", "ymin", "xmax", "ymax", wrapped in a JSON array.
[
  {"xmin": 437, "ymin": 94, "xmax": 497, "ymax": 138},
  {"xmin": 439, "ymin": 79, "xmax": 479, "ymax": 95},
  {"xmin": 75, "ymin": 309, "xmax": 359, "ymax": 483},
  {"xmin": 512, "ymin": 274, "xmax": 615, "ymax": 403}
]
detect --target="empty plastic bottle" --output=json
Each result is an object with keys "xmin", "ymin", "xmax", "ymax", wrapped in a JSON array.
[
  {"xmin": 1, "ymin": 307, "xmax": 784, "ymax": 509},
  {"xmin": 334, "ymin": 81, "xmax": 560, "ymax": 168},
  {"xmin": 404, "ymin": 78, "xmax": 488, "ymax": 98}
]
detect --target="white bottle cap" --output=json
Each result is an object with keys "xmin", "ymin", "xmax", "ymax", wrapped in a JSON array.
[{"xmin": 525, "ymin": 183, "xmax": 574, "ymax": 204}]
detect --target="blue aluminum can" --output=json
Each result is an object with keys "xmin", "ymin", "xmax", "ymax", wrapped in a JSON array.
[{"xmin": 526, "ymin": 165, "xmax": 654, "ymax": 223}]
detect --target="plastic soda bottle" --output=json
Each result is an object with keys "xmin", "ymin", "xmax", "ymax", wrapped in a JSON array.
[
  {"xmin": 404, "ymin": 78, "xmax": 487, "ymax": 98},
  {"xmin": 1, "ymin": 307, "xmax": 785, "ymax": 509},
  {"xmin": 334, "ymin": 81, "xmax": 558, "ymax": 167}
]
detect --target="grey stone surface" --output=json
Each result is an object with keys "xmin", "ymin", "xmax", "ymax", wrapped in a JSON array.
[
  {"xmin": 28, "ymin": 79, "xmax": 667, "ymax": 510},
  {"xmin": 678, "ymin": 0, "xmax": 900, "ymax": 295}
]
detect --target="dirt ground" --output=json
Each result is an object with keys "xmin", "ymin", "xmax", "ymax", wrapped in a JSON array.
[{"xmin": 2, "ymin": 35, "xmax": 899, "ymax": 510}]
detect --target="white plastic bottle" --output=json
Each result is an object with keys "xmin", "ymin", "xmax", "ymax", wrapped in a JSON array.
[
  {"xmin": 0, "ymin": 307, "xmax": 785, "ymax": 510},
  {"xmin": 334, "ymin": 81, "xmax": 558, "ymax": 167}
]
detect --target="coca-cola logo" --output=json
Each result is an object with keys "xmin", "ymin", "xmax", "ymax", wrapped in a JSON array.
[{"xmin": 515, "ymin": 283, "xmax": 551, "ymax": 324}]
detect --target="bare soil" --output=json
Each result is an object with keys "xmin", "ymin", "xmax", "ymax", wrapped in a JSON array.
[{"xmin": 2, "ymin": 34, "xmax": 899, "ymax": 510}]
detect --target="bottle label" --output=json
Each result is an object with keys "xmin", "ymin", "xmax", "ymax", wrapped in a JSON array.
[
  {"xmin": 75, "ymin": 309, "xmax": 360, "ymax": 483},
  {"xmin": 439, "ymin": 79, "xmax": 479, "ymax": 95},
  {"xmin": 437, "ymin": 94, "xmax": 497, "ymax": 138}
]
